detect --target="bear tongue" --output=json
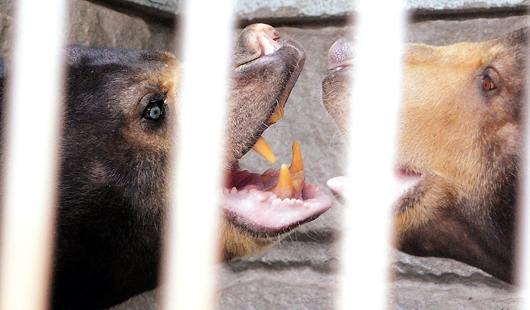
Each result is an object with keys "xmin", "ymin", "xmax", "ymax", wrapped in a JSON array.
[{"xmin": 326, "ymin": 169, "xmax": 423, "ymax": 204}]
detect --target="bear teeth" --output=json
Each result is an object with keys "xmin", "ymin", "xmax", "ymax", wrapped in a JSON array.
[{"xmin": 252, "ymin": 136, "xmax": 276, "ymax": 163}]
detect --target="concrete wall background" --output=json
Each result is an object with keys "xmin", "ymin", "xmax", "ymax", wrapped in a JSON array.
[{"xmin": 0, "ymin": 0, "xmax": 526, "ymax": 309}]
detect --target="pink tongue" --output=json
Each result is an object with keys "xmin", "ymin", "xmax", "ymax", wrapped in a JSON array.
[
  {"xmin": 395, "ymin": 170, "xmax": 421, "ymax": 200},
  {"xmin": 327, "ymin": 176, "xmax": 346, "ymax": 196},
  {"xmin": 396, "ymin": 170, "xmax": 421, "ymax": 194},
  {"xmin": 326, "ymin": 171, "xmax": 421, "ymax": 203}
]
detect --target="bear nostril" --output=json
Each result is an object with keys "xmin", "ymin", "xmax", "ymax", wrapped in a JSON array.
[
  {"xmin": 253, "ymin": 23, "xmax": 280, "ymax": 56},
  {"xmin": 233, "ymin": 23, "xmax": 282, "ymax": 67}
]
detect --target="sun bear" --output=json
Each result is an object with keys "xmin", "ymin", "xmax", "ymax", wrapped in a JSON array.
[
  {"xmin": 0, "ymin": 23, "xmax": 332, "ymax": 309},
  {"xmin": 322, "ymin": 28, "xmax": 527, "ymax": 284}
]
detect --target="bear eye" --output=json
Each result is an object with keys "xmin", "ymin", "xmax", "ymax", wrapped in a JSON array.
[
  {"xmin": 143, "ymin": 99, "xmax": 165, "ymax": 120},
  {"xmin": 482, "ymin": 75, "xmax": 496, "ymax": 92}
]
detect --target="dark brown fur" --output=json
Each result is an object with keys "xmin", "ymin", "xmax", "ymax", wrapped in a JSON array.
[{"xmin": 322, "ymin": 28, "xmax": 528, "ymax": 283}]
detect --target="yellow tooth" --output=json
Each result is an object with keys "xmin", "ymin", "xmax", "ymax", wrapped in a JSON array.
[
  {"xmin": 268, "ymin": 103, "xmax": 284, "ymax": 125},
  {"xmin": 289, "ymin": 141, "xmax": 305, "ymax": 192},
  {"xmin": 289, "ymin": 141, "xmax": 303, "ymax": 174},
  {"xmin": 272, "ymin": 164, "xmax": 296, "ymax": 199},
  {"xmin": 252, "ymin": 136, "xmax": 276, "ymax": 163}
]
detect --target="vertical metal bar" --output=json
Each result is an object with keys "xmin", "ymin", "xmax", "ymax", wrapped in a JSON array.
[
  {"xmin": 160, "ymin": 0, "xmax": 234, "ymax": 309},
  {"xmin": 0, "ymin": 0, "xmax": 66, "ymax": 309},
  {"xmin": 338, "ymin": 0, "xmax": 406, "ymax": 309},
  {"xmin": 517, "ymin": 21, "xmax": 530, "ymax": 310}
]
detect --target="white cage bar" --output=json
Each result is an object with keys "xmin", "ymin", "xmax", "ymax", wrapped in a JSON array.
[
  {"xmin": 160, "ymin": 0, "xmax": 234, "ymax": 309},
  {"xmin": 338, "ymin": 0, "xmax": 406, "ymax": 309},
  {"xmin": 0, "ymin": 0, "xmax": 67, "ymax": 309}
]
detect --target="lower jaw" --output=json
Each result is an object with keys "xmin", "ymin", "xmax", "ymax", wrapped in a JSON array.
[
  {"xmin": 222, "ymin": 137, "xmax": 332, "ymax": 240},
  {"xmin": 221, "ymin": 181, "xmax": 332, "ymax": 236}
]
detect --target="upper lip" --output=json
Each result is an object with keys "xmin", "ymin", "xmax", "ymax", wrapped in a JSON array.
[{"xmin": 328, "ymin": 59, "xmax": 354, "ymax": 72}]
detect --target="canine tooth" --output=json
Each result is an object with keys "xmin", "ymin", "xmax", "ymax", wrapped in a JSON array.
[
  {"xmin": 252, "ymin": 136, "xmax": 276, "ymax": 163},
  {"xmin": 268, "ymin": 103, "xmax": 284, "ymax": 125},
  {"xmin": 289, "ymin": 141, "xmax": 303, "ymax": 174},
  {"xmin": 230, "ymin": 187, "xmax": 238, "ymax": 194},
  {"xmin": 272, "ymin": 164, "xmax": 296, "ymax": 199},
  {"xmin": 289, "ymin": 141, "xmax": 305, "ymax": 192}
]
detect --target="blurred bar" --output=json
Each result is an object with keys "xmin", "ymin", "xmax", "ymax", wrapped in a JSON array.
[
  {"xmin": 160, "ymin": 0, "xmax": 234, "ymax": 309},
  {"xmin": 516, "ymin": 21, "xmax": 530, "ymax": 309},
  {"xmin": 0, "ymin": 0, "xmax": 66, "ymax": 309},
  {"xmin": 338, "ymin": 0, "xmax": 406, "ymax": 309}
]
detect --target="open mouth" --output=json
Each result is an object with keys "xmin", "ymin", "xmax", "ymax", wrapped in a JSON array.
[
  {"xmin": 222, "ymin": 139, "xmax": 332, "ymax": 237},
  {"xmin": 395, "ymin": 169, "xmax": 422, "ymax": 197},
  {"xmin": 222, "ymin": 82, "xmax": 332, "ymax": 236}
]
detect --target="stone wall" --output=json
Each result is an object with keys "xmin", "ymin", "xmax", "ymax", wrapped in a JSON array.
[
  {"xmin": 0, "ymin": 0, "xmax": 527, "ymax": 309},
  {"xmin": 0, "ymin": 0, "xmax": 176, "ymax": 58}
]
